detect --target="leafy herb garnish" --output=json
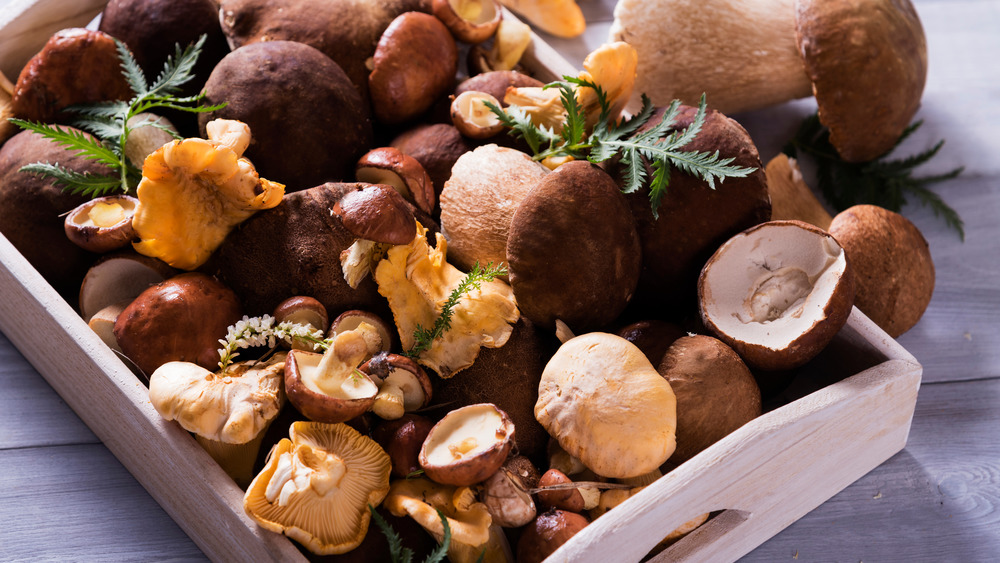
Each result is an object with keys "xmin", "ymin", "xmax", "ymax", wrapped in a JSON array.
[
  {"xmin": 405, "ymin": 261, "xmax": 508, "ymax": 358},
  {"xmin": 485, "ymin": 77, "xmax": 757, "ymax": 218},
  {"xmin": 369, "ymin": 504, "xmax": 451, "ymax": 563},
  {"xmin": 784, "ymin": 113, "xmax": 965, "ymax": 240},
  {"xmin": 10, "ymin": 34, "xmax": 225, "ymax": 197}
]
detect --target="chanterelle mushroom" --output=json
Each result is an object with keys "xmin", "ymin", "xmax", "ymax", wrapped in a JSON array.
[
  {"xmin": 132, "ymin": 118, "xmax": 284, "ymax": 270},
  {"xmin": 148, "ymin": 354, "xmax": 286, "ymax": 487},
  {"xmin": 535, "ymin": 332, "xmax": 677, "ymax": 479},
  {"xmin": 374, "ymin": 222, "xmax": 519, "ymax": 378},
  {"xmin": 244, "ymin": 421, "xmax": 392, "ymax": 555},
  {"xmin": 384, "ymin": 477, "xmax": 493, "ymax": 562}
]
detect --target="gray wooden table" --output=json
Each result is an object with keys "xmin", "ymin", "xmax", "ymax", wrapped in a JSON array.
[{"xmin": 2, "ymin": 0, "xmax": 998, "ymax": 561}]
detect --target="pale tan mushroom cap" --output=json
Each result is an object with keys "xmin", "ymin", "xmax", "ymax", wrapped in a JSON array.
[
  {"xmin": 148, "ymin": 355, "xmax": 285, "ymax": 444},
  {"xmin": 796, "ymin": 0, "xmax": 928, "ymax": 162},
  {"xmin": 243, "ymin": 422, "xmax": 391, "ymax": 555},
  {"xmin": 534, "ymin": 333, "xmax": 677, "ymax": 479}
]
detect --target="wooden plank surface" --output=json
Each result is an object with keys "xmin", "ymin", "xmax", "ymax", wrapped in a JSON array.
[{"xmin": 0, "ymin": 0, "xmax": 998, "ymax": 562}]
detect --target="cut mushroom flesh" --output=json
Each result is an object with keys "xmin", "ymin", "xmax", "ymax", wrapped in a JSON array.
[
  {"xmin": 424, "ymin": 404, "xmax": 510, "ymax": 465},
  {"xmin": 699, "ymin": 221, "xmax": 852, "ymax": 364}
]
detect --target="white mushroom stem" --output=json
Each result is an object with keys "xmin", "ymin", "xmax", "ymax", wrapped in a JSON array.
[
  {"xmin": 373, "ymin": 383, "xmax": 406, "ymax": 420},
  {"xmin": 610, "ymin": 0, "xmax": 813, "ymax": 114}
]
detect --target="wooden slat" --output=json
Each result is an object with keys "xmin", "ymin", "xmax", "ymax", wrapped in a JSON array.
[{"xmin": 0, "ymin": 0, "xmax": 107, "ymax": 79}]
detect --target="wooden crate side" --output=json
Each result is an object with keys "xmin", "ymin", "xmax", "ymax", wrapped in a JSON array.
[
  {"xmin": 0, "ymin": 0, "xmax": 107, "ymax": 79},
  {"xmin": 0, "ymin": 234, "xmax": 305, "ymax": 562},
  {"xmin": 546, "ymin": 353, "xmax": 922, "ymax": 562}
]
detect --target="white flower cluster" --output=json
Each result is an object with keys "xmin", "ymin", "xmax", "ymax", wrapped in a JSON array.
[{"xmin": 217, "ymin": 314, "xmax": 328, "ymax": 369}]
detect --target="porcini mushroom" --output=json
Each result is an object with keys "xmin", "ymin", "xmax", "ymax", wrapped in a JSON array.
[
  {"xmin": 355, "ymin": 147, "xmax": 435, "ymax": 215},
  {"xmin": 284, "ymin": 322, "xmax": 384, "ymax": 423},
  {"xmin": 535, "ymin": 333, "xmax": 677, "ymax": 479},
  {"xmin": 64, "ymin": 195, "xmax": 139, "ymax": 254},
  {"xmin": 359, "ymin": 352, "xmax": 433, "ymax": 420},
  {"xmin": 384, "ymin": 477, "xmax": 494, "ymax": 562},
  {"xmin": 333, "ymin": 183, "xmax": 419, "ymax": 288},
  {"xmin": 419, "ymin": 403, "xmax": 516, "ymax": 487},
  {"xmin": 698, "ymin": 220, "xmax": 855, "ymax": 371},
  {"xmin": 611, "ymin": 0, "xmax": 928, "ymax": 161},
  {"xmin": 149, "ymin": 354, "xmax": 286, "ymax": 487},
  {"xmin": 244, "ymin": 421, "xmax": 392, "ymax": 555}
]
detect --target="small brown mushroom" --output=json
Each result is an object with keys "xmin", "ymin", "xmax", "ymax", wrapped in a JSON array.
[
  {"xmin": 419, "ymin": 403, "xmax": 516, "ymax": 487},
  {"xmin": 329, "ymin": 310, "xmax": 394, "ymax": 353},
  {"xmin": 355, "ymin": 147, "xmax": 436, "ymax": 215},
  {"xmin": 371, "ymin": 414, "xmax": 436, "ymax": 478},
  {"xmin": 359, "ymin": 352, "xmax": 433, "ymax": 420},
  {"xmin": 698, "ymin": 220, "xmax": 855, "ymax": 371},
  {"xmin": 537, "ymin": 469, "xmax": 586, "ymax": 512},
  {"xmin": 450, "ymin": 91, "xmax": 505, "ymax": 139},
  {"xmin": 516, "ymin": 509, "xmax": 590, "ymax": 563},
  {"xmin": 391, "ymin": 123, "xmax": 476, "ymax": 198},
  {"xmin": 479, "ymin": 455, "xmax": 539, "ymax": 527},
  {"xmin": 332, "ymin": 183, "xmax": 417, "ymax": 245},
  {"xmin": 433, "ymin": 0, "xmax": 502, "ymax": 44},
  {"xmin": 64, "ymin": 195, "xmax": 139, "ymax": 254},
  {"xmin": 272, "ymin": 296, "xmax": 329, "ymax": 351},
  {"xmin": 78, "ymin": 251, "xmax": 176, "ymax": 323},
  {"xmin": 369, "ymin": 12, "xmax": 458, "ymax": 124},
  {"xmin": 828, "ymin": 204, "xmax": 934, "ymax": 337}
]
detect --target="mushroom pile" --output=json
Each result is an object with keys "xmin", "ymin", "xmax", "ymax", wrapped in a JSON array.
[{"xmin": 0, "ymin": 0, "xmax": 940, "ymax": 560}]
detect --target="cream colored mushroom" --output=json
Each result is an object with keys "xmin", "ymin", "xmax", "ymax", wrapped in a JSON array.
[
  {"xmin": 534, "ymin": 332, "xmax": 677, "ymax": 479},
  {"xmin": 243, "ymin": 421, "xmax": 391, "ymax": 555},
  {"xmin": 148, "ymin": 354, "xmax": 286, "ymax": 487}
]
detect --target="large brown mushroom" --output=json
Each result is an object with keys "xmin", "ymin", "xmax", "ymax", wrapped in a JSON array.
[
  {"xmin": 611, "ymin": 0, "xmax": 928, "ymax": 161},
  {"xmin": 507, "ymin": 160, "xmax": 641, "ymax": 333}
]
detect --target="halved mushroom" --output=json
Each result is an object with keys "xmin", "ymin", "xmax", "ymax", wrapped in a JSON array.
[
  {"xmin": 284, "ymin": 322, "xmax": 384, "ymax": 423},
  {"xmin": 329, "ymin": 310, "xmax": 395, "ymax": 353},
  {"xmin": 359, "ymin": 352, "xmax": 432, "ymax": 420},
  {"xmin": 535, "ymin": 332, "xmax": 676, "ymax": 479},
  {"xmin": 450, "ymin": 91, "xmax": 505, "ymax": 140},
  {"xmin": 419, "ymin": 403, "xmax": 515, "ymax": 487},
  {"xmin": 78, "ymin": 251, "xmax": 176, "ymax": 323},
  {"xmin": 149, "ymin": 354, "xmax": 286, "ymax": 487},
  {"xmin": 64, "ymin": 195, "xmax": 139, "ymax": 254},
  {"xmin": 698, "ymin": 220, "xmax": 855, "ymax": 371},
  {"xmin": 244, "ymin": 421, "xmax": 392, "ymax": 555}
]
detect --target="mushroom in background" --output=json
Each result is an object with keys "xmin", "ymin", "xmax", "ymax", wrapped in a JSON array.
[
  {"xmin": 243, "ymin": 421, "xmax": 392, "ymax": 555},
  {"xmin": 148, "ymin": 354, "xmax": 286, "ymax": 487},
  {"xmin": 611, "ymin": 0, "xmax": 927, "ymax": 161}
]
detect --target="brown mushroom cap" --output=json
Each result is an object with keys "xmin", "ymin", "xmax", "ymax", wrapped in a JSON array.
[
  {"xmin": 828, "ymin": 204, "xmax": 934, "ymax": 337},
  {"xmin": 516, "ymin": 509, "xmax": 590, "ymax": 563},
  {"xmin": 507, "ymin": 160, "xmax": 641, "ymax": 333},
  {"xmin": 620, "ymin": 104, "xmax": 770, "ymax": 318},
  {"xmin": 432, "ymin": 0, "xmax": 501, "ymax": 44},
  {"xmin": 361, "ymin": 352, "xmax": 433, "ymax": 411},
  {"xmin": 795, "ymin": 0, "xmax": 928, "ymax": 162},
  {"xmin": 243, "ymin": 421, "xmax": 392, "ymax": 555},
  {"xmin": 657, "ymin": 335, "xmax": 762, "ymax": 463},
  {"xmin": 113, "ymin": 272, "xmax": 243, "ymax": 375},
  {"xmin": 332, "ymin": 183, "xmax": 417, "ymax": 245},
  {"xmin": 355, "ymin": 147, "xmax": 436, "ymax": 215},
  {"xmin": 455, "ymin": 70, "xmax": 545, "ymax": 103},
  {"xmin": 199, "ymin": 40, "xmax": 374, "ymax": 191},
  {"xmin": 419, "ymin": 403, "xmax": 516, "ymax": 487},
  {"xmin": 372, "ymin": 414, "xmax": 436, "ymax": 478},
  {"xmin": 391, "ymin": 123, "xmax": 476, "ymax": 201},
  {"xmin": 369, "ymin": 12, "xmax": 458, "ymax": 125},
  {"xmin": 698, "ymin": 220, "xmax": 855, "ymax": 371},
  {"xmin": 64, "ymin": 194, "xmax": 139, "ymax": 254}
]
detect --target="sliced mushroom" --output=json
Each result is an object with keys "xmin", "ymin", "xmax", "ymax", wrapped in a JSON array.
[
  {"xmin": 244, "ymin": 421, "xmax": 392, "ymax": 555},
  {"xmin": 698, "ymin": 220, "xmax": 855, "ymax": 370},
  {"xmin": 284, "ymin": 322, "xmax": 384, "ymax": 423},
  {"xmin": 149, "ymin": 354, "xmax": 286, "ymax": 487},
  {"xmin": 419, "ymin": 403, "xmax": 516, "ymax": 487}
]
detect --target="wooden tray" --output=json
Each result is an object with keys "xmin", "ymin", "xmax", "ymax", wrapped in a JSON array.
[{"xmin": 0, "ymin": 1, "xmax": 922, "ymax": 561}]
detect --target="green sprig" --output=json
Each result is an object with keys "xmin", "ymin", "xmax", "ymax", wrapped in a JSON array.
[
  {"xmin": 486, "ymin": 78, "xmax": 757, "ymax": 218},
  {"xmin": 369, "ymin": 504, "xmax": 452, "ymax": 563},
  {"xmin": 784, "ymin": 113, "xmax": 965, "ymax": 240},
  {"xmin": 405, "ymin": 261, "xmax": 508, "ymax": 359},
  {"xmin": 10, "ymin": 34, "xmax": 225, "ymax": 198}
]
